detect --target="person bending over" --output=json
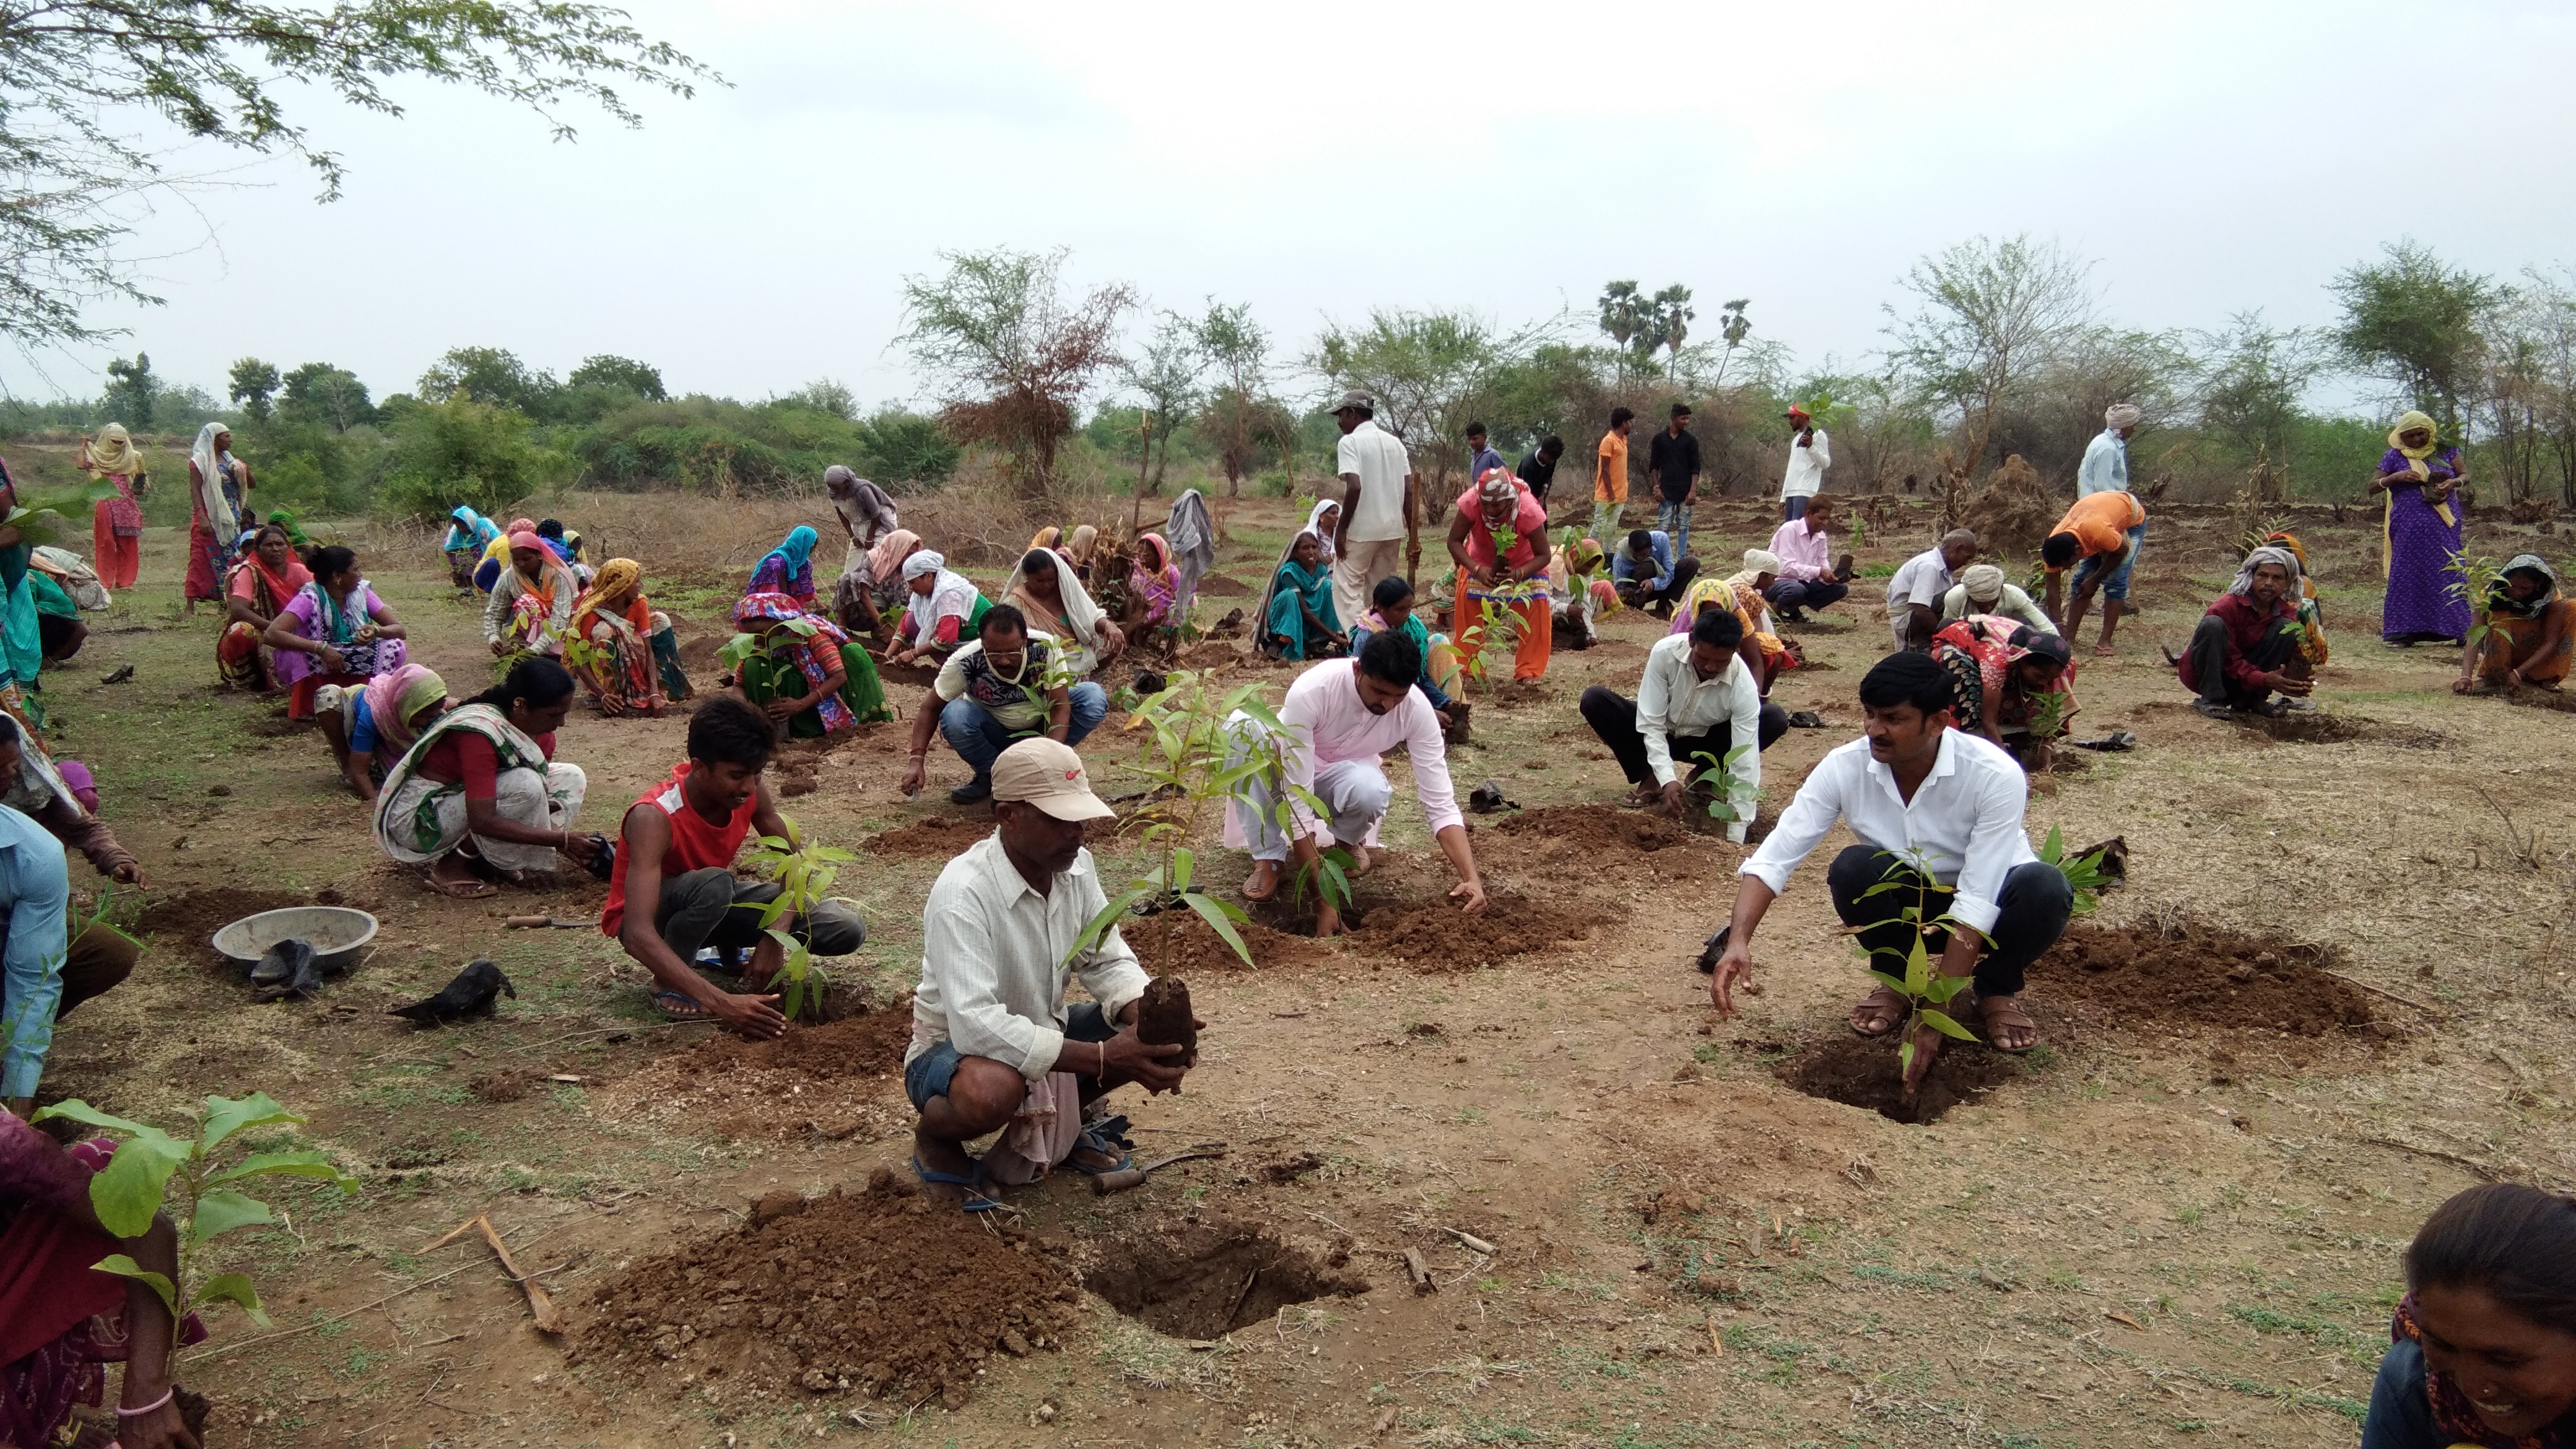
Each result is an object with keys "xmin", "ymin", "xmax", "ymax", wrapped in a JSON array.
[
  {"xmin": 1708, "ymin": 651, "xmax": 2073, "ymax": 1095},
  {"xmin": 2040, "ymin": 489, "xmax": 2147, "ymax": 657},
  {"xmin": 1885, "ymin": 529, "xmax": 1979, "ymax": 651},
  {"xmin": 2458, "ymin": 554, "xmax": 2571, "ymax": 694},
  {"xmin": 1611, "ymin": 529, "xmax": 1698, "ymax": 616},
  {"xmin": 2364, "ymin": 1183, "xmax": 2576, "ymax": 1448},
  {"xmin": 604, "ymin": 695, "xmax": 864, "ymax": 1036},
  {"xmin": 1936, "ymin": 562, "xmax": 2053, "ymax": 635},
  {"xmin": 1227, "ymin": 629, "xmax": 1487, "ymax": 935},
  {"xmin": 2177, "ymin": 546, "xmax": 2313, "ymax": 719},
  {"xmin": 900, "ymin": 605, "xmax": 1107, "ymax": 805},
  {"xmin": 371, "ymin": 658, "xmax": 593, "ymax": 898},
  {"xmin": 1578, "ymin": 609, "xmax": 1785, "ymax": 837},
  {"xmin": 907, "ymin": 739, "xmax": 1193, "ymax": 1211}
]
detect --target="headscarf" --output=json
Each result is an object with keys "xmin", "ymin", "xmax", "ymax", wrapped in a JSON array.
[
  {"xmin": 1129, "ymin": 533, "xmax": 1180, "ymax": 625},
  {"xmin": 1567, "ymin": 537, "xmax": 1605, "ymax": 575},
  {"xmin": 1029, "ymin": 526, "xmax": 1063, "ymax": 551},
  {"xmin": 825, "ymin": 467, "xmax": 898, "ymax": 543},
  {"xmin": 572, "ymin": 557, "xmax": 644, "ymax": 629},
  {"xmin": 2009, "ymin": 623, "xmax": 2072, "ymax": 671},
  {"xmin": 85, "ymin": 423, "xmax": 141, "ymax": 477},
  {"xmin": 869, "ymin": 528, "xmax": 923, "ymax": 587},
  {"xmin": 762, "ymin": 525, "xmax": 818, "ymax": 577},
  {"xmin": 1066, "ymin": 524, "xmax": 1099, "ymax": 565},
  {"xmin": 1959, "ymin": 563, "xmax": 2008, "ymax": 605},
  {"xmin": 360, "ymin": 664, "xmax": 449, "ymax": 755},
  {"xmin": 266, "ymin": 507, "xmax": 309, "ymax": 546},
  {"xmin": 1164, "ymin": 489, "xmax": 1217, "ymax": 617},
  {"xmin": 1003, "ymin": 548, "xmax": 1109, "ymax": 674},
  {"xmin": 2490, "ymin": 552, "xmax": 2561, "ymax": 621},
  {"xmin": 2387, "ymin": 409, "xmax": 2442, "ymax": 478},
  {"xmin": 1477, "ymin": 466, "xmax": 1520, "ymax": 511},
  {"xmin": 902, "ymin": 549, "xmax": 946, "ymax": 581},
  {"xmin": 735, "ymin": 591, "xmax": 861, "ymax": 733},
  {"xmin": 189, "ymin": 422, "xmax": 237, "ymax": 538},
  {"xmin": 2227, "ymin": 545, "xmax": 2304, "ymax": 602},
  {"xmin": 2104, "ymin": 403, "xmax": 2143, "ymax": 431},
  {"xmin": 1259, "ymin": 508, "xmax": 1339, "ymax": 636},
  {"xmin": 1741, "ymin": 549, "xmax": 1783, "ymax": 577},
  {"xmin": 899, "ymin": 552, "xmax": 980, "ymax": 643},
  {"xmin": 444, "ymin": 505, "xmax": 499, "ymax": 554},
  {"xmin": 507, "ymin": 528, "xmax": 546, "ymax": 557},
  {"xmin": 1261, "ymin": 531, "xmax": 1338, "ymax": 659},
  {"xmin": 1302, "ymin": 499, "xmax": 1341, "ymax": 568}
]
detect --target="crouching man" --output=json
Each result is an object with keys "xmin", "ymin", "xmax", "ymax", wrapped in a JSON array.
[
  {"xmin": 601, "ymin": 694, "xmax": 866, "ymax": 1035},
  {"xmin": 907, "ymin": 739, "xmax": 1195, "ymax": 1211},
  {"xmin": 1706, "ymin": 652, "xmax": 2073, "ymax": 1097}
]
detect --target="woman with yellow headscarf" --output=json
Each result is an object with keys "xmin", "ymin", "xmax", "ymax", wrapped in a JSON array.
[
  {"xmin": 567, "ymin": 559, "xmax": 689, "ymax": 716},
  {"xmin": 2371, "ymin": 410, "xmax": 2471, "ymax": 646},
  {"xmin": 77, "ymin": 423, "xmax": 146, "ymax": 589}
]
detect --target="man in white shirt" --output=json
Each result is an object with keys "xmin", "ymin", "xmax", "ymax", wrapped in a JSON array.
[
  {"xmin": 2077, "ymin": 404, "xmax": 2141, "ymax": 497},
  {"xmin": 1577, "ymin": 609, "xmax": 1786, "ymax": 839},
  {"xmin": 1937, "ymin": 563, "xmax": 2055, "ymax": 635},
  {"xmin": 1779, "ymin": 404, "xmax": 1831, "ymax": 522},
  {"xmin": 1331, "ymin": 390, "xmax": 1414, "ymax": 631},
  {"xmin": 906, "ymin": 738, "xmax": 1192, "ymax": 1210},
  {"xmin": 1885, "ymin": 529, "xmax": 1981, "ymax": 652},
  {"xmin": 1707, "ymin": 652, "xmax": 2073, "ymax": 1098},
  {"xmin": 1227, "ymin": 630, "xmax": 1488, "ymax": 936}
]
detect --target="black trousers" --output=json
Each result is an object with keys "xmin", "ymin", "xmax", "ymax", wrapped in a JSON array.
[
  {"xmin": 1578, "ymin": 685, "xmax": 1789, "ymax": 788},
  {"xmin": 1765, "ymin": 577, "xmax": 1849, "ymax": 614},
  {"xmin": 2182, "ymin": 614, "xmax": 2301, "ymax": 709},
  {"xmin": 1824, "ymin": 844, "xmax": 2072, "ymax": 998},
  {"xmin": 1617, "ymin": 555, "xmax": 1702, "ymax": 611}
]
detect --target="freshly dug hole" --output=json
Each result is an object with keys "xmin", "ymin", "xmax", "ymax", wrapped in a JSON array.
[
  {"xmin": 1082, "ymin": 1218, "xmax": 1368, "ymax": 1339},
  {"xmin": 1771, "ymin": 1032, "xmax": 2022, "ymax": 1125},
  {"xmin": 576, "ymin": 1173, "xmax": 1079, "ymax": 1409}
]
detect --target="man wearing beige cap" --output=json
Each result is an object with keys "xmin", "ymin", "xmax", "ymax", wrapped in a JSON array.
[
  {"xmin": 905, "ymin": 738, "xmax": 1193, "ymax": 1211},
  {"xmin": 1330, "ymin": 390, "xmax": 1414, "ymax": 630}
]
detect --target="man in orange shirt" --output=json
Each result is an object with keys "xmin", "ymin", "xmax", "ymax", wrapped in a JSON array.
[
  {"xmin": 1590, "ymin": 407, "xmax": 1635, "ymax": 544},
  {"xmin": 2040, "ymin": 490, "xmax": 2147, "ymax": 657}
]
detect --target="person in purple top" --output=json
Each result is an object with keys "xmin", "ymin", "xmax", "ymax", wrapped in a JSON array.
[{"xmin": 2373, "ymin": 409, "xmax": 2471, "ymax": 646}]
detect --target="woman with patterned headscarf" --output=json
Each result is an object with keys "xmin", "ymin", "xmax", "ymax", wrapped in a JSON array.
[
  {"xmin": 2372, "ymin": 409, "xmax": 2471, "ymax": 646},
  {"xmin": 747, "ymin": 525, "xmax": 820, "ymax": 607},
  {"xmin": 1933, "ymin": 614, "xmax": 2078, "ymax": 764},
  {"xmin": 1443, "ymin": 466, "xmax": 1553, "ymax": 684},
  {"xmin": 76, "ymin": 423, "xmax": 146, "ymax": 590},
  {"xmin": 1125, "ymin": 533, "xmax": 1181, "ymax": 633},
  {"xmin": 481, "ymin": 527, "xmax": 578, "ymax": 667},
  {"xmin": 733, "ymin": 590, "xmax": 890, "ymax": 735},
  {"xmin": 183, "ymin": 422, "xmax": 253, "ymax": 614},
  {"xmin": 2457, "ymin": 554, "xmax": 2571, "ymax": 695},
  {"xmin": 569, "ymin": 559, "xmax": 689, "ymax": 716}
]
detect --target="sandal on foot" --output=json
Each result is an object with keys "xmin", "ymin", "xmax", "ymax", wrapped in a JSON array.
[
  {"xmin": 911, "ymin": 1155, "xmax": 1004, "ymax": 1213},
  {"xmin": 653, "ymin": 990, "xmax": 714, "ymax": 1021},
  {"xmin": 1242, "ymin": 862, "xmax": 1282, "ymax": 902},
  {"xmin": 1067, "ymin": 1116, "xmax": 1134, "ymax": 1176},
  {"xmin": 1849, "ymin": 985, "xmax": 1907, "ymax": 1038},
  {"xmin": 423, "ymin": 872, "xmax": 497, "ymax": 900},
  {"xmin": 1978, "ymin": 995, "xmax": 2039, "ymax": 1055}
]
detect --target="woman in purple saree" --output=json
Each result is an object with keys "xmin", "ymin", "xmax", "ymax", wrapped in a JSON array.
[{"xmin": 2372, "ymin": 409, "xmax": 2470, "ymax": 646}]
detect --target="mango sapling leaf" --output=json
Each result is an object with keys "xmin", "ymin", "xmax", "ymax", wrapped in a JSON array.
[
  {"xmin": 94, "ymin": 1254, "xmax": 178, "ymax": 1315},
  {"xmin": 191, "ymin": 1273, "xmax": 271, "ymax": 1326}
]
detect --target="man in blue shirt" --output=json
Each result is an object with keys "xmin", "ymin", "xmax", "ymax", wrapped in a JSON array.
[
  {"xmin": 1464, "ymin": 422, "xmax": 1504, "ymax": 491},
  {"xmin": 0, "ymin": 794, "xmax": 71, "ymax": 1116},
  {"xmin": 2078, "ymin": 404, "xmax": 2139, "ymax": 497},
  {"xmin": 1610, "ymin": 529, "xmax": 1699, "ymax": 617}
]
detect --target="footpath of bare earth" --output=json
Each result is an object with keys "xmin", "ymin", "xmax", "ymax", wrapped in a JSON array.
[{"xmin": 34, "ymin": 491, "xmax": 2576, "ymax": 1449}]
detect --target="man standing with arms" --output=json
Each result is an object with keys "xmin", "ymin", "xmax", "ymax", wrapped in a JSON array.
[
  {"xmin": 1648, "ymin": 403, "xmax": 1703, "ymax": 563},
  {"xmin": 1331, "ymin": 391, "xmax": 1413, "ymax": 631},
  {"xmin": 1591, "ymin": 407, "xmax": 1635, "ymax": 544},
  {"xmin": 1516, "ymin": 434, "xmax": 1565, "ymax": 507},
  {"xmin": 1780, "ymin": 404, "xmax": 1830, "ymax": 521},
  {"xmin": 1707, "ymin": 651, "xmax": 2073, "ymax": 1100}
]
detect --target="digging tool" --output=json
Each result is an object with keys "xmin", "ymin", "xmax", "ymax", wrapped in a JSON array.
[
  {"xmin": 505, "ymin": 915, "xmax": 594, "ymax": 929},
  {"xmin": 422, "ymin": 1212, "xmax": 565, "ymax": 1334},
  {"xmin": 1089, "ymin": 1142, "xmax": 1227, "ymax": 1195}
]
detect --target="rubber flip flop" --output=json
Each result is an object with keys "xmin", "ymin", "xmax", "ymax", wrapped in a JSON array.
[
  {"xmin": 1066, "ymin": 1118, "xmax": 1134, "ymax": 1176},
  {"xmin": 910, "ymin": 1155, "xmax": 1004, "ymax": 1214},
  {"xmin": 652, "ymin": 990, "xmax": 715, "ymax": 1021}
]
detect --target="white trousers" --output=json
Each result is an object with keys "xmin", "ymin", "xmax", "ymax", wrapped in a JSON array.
[{"xmin": 1332, "ymin": 538, "xmax": 1405, "ymax": 636}]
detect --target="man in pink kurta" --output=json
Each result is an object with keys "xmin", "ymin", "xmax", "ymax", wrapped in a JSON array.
[{"xmin": 1227, "ymin": 635, "xmax": 1489, "ymax": 937}]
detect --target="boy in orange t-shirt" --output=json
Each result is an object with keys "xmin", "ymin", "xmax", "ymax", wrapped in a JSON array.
[
  {"xmin": 1591, "ymin": 406, "xmax": 1635, "ymax": 544},
  {"xmin": 2040, "ymin": 490, "xmax": 2147, "ymax": 657}
]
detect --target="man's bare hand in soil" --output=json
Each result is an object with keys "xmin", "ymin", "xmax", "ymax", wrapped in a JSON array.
[
  {"xmin": 1709, "ymin": 935, "xmax": 1754, "ymax": 1017},
  {"xmin": 1661, "ymin": 781, "xmax": 1690, "ymax": 819},
  {"xmin": 2264, "ymin": 669, "xmax": 2313, "ymax": 697},
  {"xmin": 708, "ymin": 988, "xmax": 788, "ymax": 1040}
]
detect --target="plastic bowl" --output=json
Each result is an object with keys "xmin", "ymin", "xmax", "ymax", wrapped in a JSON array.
[{"xmin": 211, "ymin": 906, "xmax": 379, "ymax": 975}]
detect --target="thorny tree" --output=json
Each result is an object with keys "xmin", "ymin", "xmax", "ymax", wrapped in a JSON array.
[
  {"xmin": 899, "ymin": 246, "xmax": 1136, "ymax": 498},
  {"xmin": 1193, "ymin": 298, "xmax": 1286, "ymax": 497},
  {"xmin": 0, "ymin": 0, "xmax": 715, "ymax": 349}
]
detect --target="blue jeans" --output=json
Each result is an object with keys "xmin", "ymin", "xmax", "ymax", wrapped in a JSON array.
[
  {"xmin": 906, "ymin": 1002, "xmax": 1116, "ymax": 1110},
  {"xmin": 1782, "ymin": 495, "xmax": 1809, "ymax": 523},
  {"xmin": 938, "ymin": 682, "xmax": 1108, "ymax": 785},
  {"xmin": 2073, "ymin": 521, "xmax": 2145, "ymax": 602},
  {"xmin": 1658, "ymin": 498, "xmax": 1693, "ymax": 565}
]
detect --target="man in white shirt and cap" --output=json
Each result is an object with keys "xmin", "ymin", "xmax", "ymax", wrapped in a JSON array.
[
  {"xmin": 1778, "ymin": 404, "xmax": 1831, "ymax": 522},
  {"xmin": 1707, "ymin": 651, "xmax": 2073, "ymax": 1099},
  {"xmin": 905, "ymin": 738, "xmax": 1194, "ymax": 1210},
  {"xmin": 1330, "ymin": 390, "xmax": 1415, "ymax": 632}
]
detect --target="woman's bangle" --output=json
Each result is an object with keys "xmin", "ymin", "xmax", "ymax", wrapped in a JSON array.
[{"xmin": 117, "ymin": 1386, "xmax": 175, "ymax": 1417}]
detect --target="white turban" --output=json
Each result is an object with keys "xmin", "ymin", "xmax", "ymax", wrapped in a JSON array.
[
  {"xmin": 1959, "ymin": 563, "xmax": 2007, "ymax": 603},
  {"xmin": 1742, "ymin": 549, "xmax": 1783, "ymax": 575},
  {"xmin": 902, "ymin": 550, "xmax": 945, "ymax": 580},
  {"xmin": 2105, "ymin": 403, "xmax": 2143, "ymax": 431}
]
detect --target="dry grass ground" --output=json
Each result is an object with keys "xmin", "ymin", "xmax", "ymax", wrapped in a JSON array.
[{"xmin": 27, "ymin": 484, "xmax": 2576, "ymax": 1448}]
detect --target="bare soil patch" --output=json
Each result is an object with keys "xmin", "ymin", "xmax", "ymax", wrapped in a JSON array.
[
  {"xmin": 1346, "ymin": 891, "xmax": 1594, "ymax": 970},
  {"xmin": 2502, "ymin": 685, "xmax": 2576, "ymax": 713},
  {"xmin": 136, "ymin": 888, "xmax": 315, "ymax": 962},
  {"xmin": 1493, "ymin": 803, "xmax": 1704, "ymax": 853},
  {"xmin": 593, "ymin": 1001, "xmax": 915, "ymax": 1141},
  {"xmin": 1770, "ymin": 1031, "xmax": 2024, "ymax": 1125},
  {"xmin": 2036, "ymin": 920, "xmax": 2382, "ymax": 1040},
  {"xmin": 575, "ymin": 1173, "xmax": 1079, "ymax": 1411},
  {"xmin": 864, "ymin": 814, "xmax": 986, "ymax": 858},
  {"xmin": 1195, "ymin": 572, "xmax": 1250, "ymax": 597},
  {"xmin": 1123, "ymin": 907, "xmax": 1335, "ymax": 973},
  {"xmin": 1081, "ymin": 1217, "xmax": 1369, "ymax": 1339},
  {"xmin": 2242, "ymin": 711, "xmax": 2447, "ymax": 749}
]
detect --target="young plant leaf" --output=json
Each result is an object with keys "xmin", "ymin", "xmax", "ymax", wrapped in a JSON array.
[
  {"xmin": 94, "ymin": 1253, "xmax": 178, "ymax": 1315},
  {"xmin": 200, "ymin": 1092, "xmax": 303, "ymax": 1154},
  {"xmin": 1918, "ymin": 1009, "xmax": 1978, "ymax": 1042},
  {"xmin": 188, "ymin": 1188, "xmax": 277, "ymax": 1246},
  {"xmin": 202, "ymin": 1150, "xmax": 359, "ymax": 1194},
  {"xmin": 191, "ymin": 1271, "xmax": 272, "ymax": 1327},
  {"xmin": 1179, "ymin": 890, "xmax": 1254, "ymax": 967},
  {"xmin": 87, "ymin": 1128, "xmax": 194, "ymax": 1237}
]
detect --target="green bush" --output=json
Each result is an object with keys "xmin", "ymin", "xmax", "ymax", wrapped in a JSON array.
[
  {"xmin": 856, "ymin": 408, "xmax": 960, "ymax": 485},
  {"xmin": 380, "ymin": 393, "xmax": 567, "ymax": 520}
]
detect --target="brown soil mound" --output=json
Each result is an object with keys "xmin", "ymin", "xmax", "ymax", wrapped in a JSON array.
[
  {"xmin": 1957, "ymin": 454, "xmax": 2060, "ymax": 561},
  {"xmin": 1492, "ymin": 804, "xmax": 1702, "ymax": 853},
  {"xmin": 1082, "ymin": 1217, "xmax": 1368, "ymax": 1339},
  {"xmin": 136, "ymin": 889, "xmax": 315, "ymax": 961},
  {"xmin": 593, "ymin": 1001, "xmax": 916, "ymax": 1142},
  {"xmin": 1770, "ymin": 1032, "xmax": 2022, "ymax": 1125},
  {"xmin": 2242, "ymin": 712, "xmax": 2445, "ymax": 749},
  {"xmin": 1347, "ymin": 892, "xmax": 1593, "ymax": 970},
  {"xmin": 2036, "ymin": 920, "xmax": 2380, "ymax": 1038},
  {"xmin": 866, "ymin": 814, "xmax": 988, "ymax": 858},
  {"xmin": 669, "ymin": 1003, "xmax": 914, "ymax": 1084},
  {"xmin": 1195, "ymin": 572, "xmax": 1250, "ymax": 596},
  {"xmin": 1123, "ymin": 907, "xmax": 1334, "ymax": 973},
  {"xmin": 2502, "ymin": 686, "xmax": 2576, "ymax": 713},
  {"xmin": 574, "ymin": 1173, "xmax": 1079, "ymax": 1411}
]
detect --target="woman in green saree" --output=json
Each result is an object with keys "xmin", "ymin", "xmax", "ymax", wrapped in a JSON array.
[{"xmin": 731, "ymin": 590, "xmax": 892, "ymax": 736}]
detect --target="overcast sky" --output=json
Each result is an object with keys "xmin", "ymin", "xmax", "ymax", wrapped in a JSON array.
[{"xmin": 19, "ymin": 0, "xmax": 2576, "ymax": 414}]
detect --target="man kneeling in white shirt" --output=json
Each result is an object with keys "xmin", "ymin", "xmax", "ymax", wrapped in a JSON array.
[
  {"xmin": 905, "ymin": 738, "xmax": 1194, "ymax": 1211},
  {"xmin": 1707, "ymin": 651, "xmax": 2073, "ymax": 1097},
  {"xmin": 1577, "ymin": 608, "xmax": 1786, "ymax": 837}
]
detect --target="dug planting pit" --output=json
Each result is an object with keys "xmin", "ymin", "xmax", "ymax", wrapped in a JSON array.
[
  {"xmin": 1081, "ymin": 1217, "xmax": 1368, "ymax": 1340},
  {"xmin": 575, "ymin": 1173, "xmax": 1079, "ymax": 1412},
  {"xmin": 1123, "ymin": 907, "xmax": 1334, "ymax": 972},
  {"xmin": 1346, "ymin": 891, "xmax": 1596, "ymax": 971},
  {"xmin": 1770, "ymin": 1031, "xmax": 2024, "ymax": 1125},
  {"xmin": 591, "ymin": 999, "xmax": 916, "ymax": 1141}
]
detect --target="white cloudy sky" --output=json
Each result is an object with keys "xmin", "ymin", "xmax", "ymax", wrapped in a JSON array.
[{"xmin": 19, "ymin": 0, "xmax": 2576, "ymax": 410}]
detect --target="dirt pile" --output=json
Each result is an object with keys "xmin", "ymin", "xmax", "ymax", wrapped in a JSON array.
[
  {"xmin": 137, "ymin": 889, "xmax": 319, "ymax": 963},
  {"xmin": 1082, "ymin": 1217, "xmax": 1368, "ymax": 1339},
  {"xmin": 1954, "ymin": 454, "xmax": 2060, "ymax": 562},
  {"xmin": 2037, "ymin": 921, "xmax": 2380, "ymax": 1039},
  {"xmin": 1195, "ymin": 572, "xmax": 1250, "ymax": 597},
  {"xmin": 1123, "ymin": 908, "xmax": 1333, "ymax": 972},
  {"xmin": 2242, "ymin": 712, "xmax": 2446, "ymax": 749},
  {"xmin": 1347, "ymin": 892, "xmax": 1593, "ymax": 970},
  {"xmin": 866, "ymin": 815, "xmax": 988, "ymax": 858},
  {"xmin": 593, "ymin": 1001, "xmax": 916, "ymax": 1141},
  {"xmin": 1770, "ymin": 1032, "xmax": 2022, "ymax": 1125},
  {"xmin": 575, "ymin": 1173, "xmax": 1079, "ymax": 1411},
  {"xmin": 1494, "ymin": 804, "xmax": 1704, "ymax": 854}
]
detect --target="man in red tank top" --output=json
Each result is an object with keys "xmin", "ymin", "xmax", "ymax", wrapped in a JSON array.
[{"xmin": 602, "ymin": 696, "xmax": 864, "ymax": 1038}]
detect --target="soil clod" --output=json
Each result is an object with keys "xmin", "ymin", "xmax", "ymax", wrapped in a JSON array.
[
  {"xmin": 1346, "ymin": 892, "xmax": 1593, "ymax": 970},
  {"xmin": 1136, "ymin": 977, "xmax": 1197, "ymax": 1066}
]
